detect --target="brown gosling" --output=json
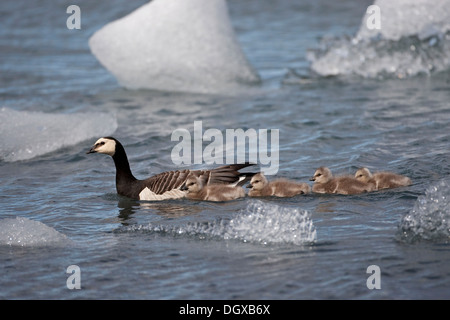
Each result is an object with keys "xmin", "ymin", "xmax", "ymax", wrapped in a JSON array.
[
  {"xmin": 180, "ymin": 174, "xmax": 245, "ymax": 202},
  {"xmin": 247, "ymin": 172, "xmax": 311, "ymax": 197},
  {"xmin": 355, "ymin": 167, "xmax": 411, "ymax": 191},
  {"xmin": 310, "ymin": 166, "xmax": 374, "ymax": 195}
]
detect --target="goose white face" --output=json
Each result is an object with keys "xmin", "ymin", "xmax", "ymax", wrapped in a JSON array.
[{"xmin": 88, "ymin": 137, "xmax": 116, "ymax": 156}]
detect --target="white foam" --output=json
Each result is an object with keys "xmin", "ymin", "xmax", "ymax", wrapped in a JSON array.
[
  {"xmin": 0, "ymin": 217, "xmax": 70, "ymax": 247},
  {"xmin": 308, "ymin": 0, "xmax": 450, "ymax": 78},
  {"xmin": 398, "ymin": 179, "xmax": 450, "ymax": 243},
  {"xmin": 89, "ymin": 0, "xmax": 259, "ymax": 94},
  {"xmin": 0, "ymin": 107, "xmax": 117, "ymax": 162},
  {"xmin": 121, "ymin": 200, "xmax": 317, "ymax": 246}
]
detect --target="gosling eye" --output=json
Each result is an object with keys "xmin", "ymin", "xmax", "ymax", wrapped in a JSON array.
[{"xmin": 316, "ymin": 173, "xmax": 322, "ymax": 177}]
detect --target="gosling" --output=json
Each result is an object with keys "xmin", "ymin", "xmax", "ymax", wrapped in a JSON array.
[
  {"xmin": 354, "ymin": 167, "xmax": 411, "ymax": 190},
  {"xmin": 247, "ymin": 172, "xmax": 311, "ymax": 197},
  {"xmin": 310, "ymin": 167, "xmax": 374, "ymax": 195},
  {"xmin": 180, "ymin": 174, "xmax": 246, "ymax": 202}
]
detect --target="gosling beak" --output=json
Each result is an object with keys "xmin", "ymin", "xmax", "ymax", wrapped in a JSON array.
[
  {"xmin": 246, "ymin": 184, "xmax": 253, "ymax": 189},
  {"xmin": 309, "ymin": 177, "xmax": 315, "ymax": 181},
  {"xmin": 180, "ymin": 183, "xmax": 188, "ymax": 191}
]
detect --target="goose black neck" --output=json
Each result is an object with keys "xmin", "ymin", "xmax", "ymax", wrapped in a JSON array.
[{"xmin": 112, "ymin": 142, "xmax": 137, "ymax": 183}]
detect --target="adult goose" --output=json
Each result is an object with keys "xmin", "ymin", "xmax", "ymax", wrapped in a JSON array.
[{"xmin": 87, "ymin": 137, "xmax": 254, "ymax": 201}]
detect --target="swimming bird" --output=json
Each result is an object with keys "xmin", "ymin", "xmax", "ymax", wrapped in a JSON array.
[
  {"xmin": 354, "ymin": 167, "xmax": 411, "ymax": 190},
  {"xmin": 247, "ymin": 172, "xmax": 311, "ymax": 197},
  {"xmin": 87, "ymin": 137, "xmax": 254, "ymax": 200},
  {"xmin": 310, "ymin": 167, "xmax": 374, "ymax": 195},
  {"xmin": 180, "ymin": 174, "xmax": 246, "ymax": 202}
]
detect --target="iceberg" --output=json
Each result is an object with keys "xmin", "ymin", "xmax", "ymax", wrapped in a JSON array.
[
  {"xmin": 308, "ymin": 0, "xmax": 450, "ymax": 78},
  {"xmin": 0, "ymin": 217, "xmax": 70, "ymax": 247},
  {"xmin": 0, "ymin": 107, "xmax": 117, "ymax": 162},
  {"xmin": 356, "ymin": 0, "xmax": 450, "ymax": 42},
  {"xmin": 89, "ymin": 0, "xmax": 260, "ymax": 94}
]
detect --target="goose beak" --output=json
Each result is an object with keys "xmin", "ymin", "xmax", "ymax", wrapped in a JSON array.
[
  {"xmin": 86, "ymin": 146, "xmax": 97, "ymax": 154},
  {"xmin": 246, "ymin": 184, "xmax": 253, "ymax": 189}
]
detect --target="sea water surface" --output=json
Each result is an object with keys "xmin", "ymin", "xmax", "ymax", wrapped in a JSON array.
[{"xmin": 1, "ymin": 0, "xmax": 450, "ymax": 299}]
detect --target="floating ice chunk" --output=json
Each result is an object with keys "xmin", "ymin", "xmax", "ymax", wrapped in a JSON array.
[
  {"xmin": 308, "ymin": 0, "xmax": 450, "ymax": 78},
  {"xmin": 0, "ymin": 217, "xmax": 70, "ymax": 247},
  {"xmin": 0, "ymin": 107, "xmax": 117, "ymax": 162},
  {"xmin": 120, "ymin": 200, "xmax": 317, "ymax": 246},
  {"xmin": 398, "ymin": 180, "xmax": 450, "ymax": 243},
  {"xmin": 223, "ymin": 200, "xmax": 317, "ymax": 245},
  {"xmin": 356, "ymin": 0, "xmax": 450, "ymax": 41},
  {"xmin": 89, "ymin": 0, "xmax": 259, "ymax": 94}
]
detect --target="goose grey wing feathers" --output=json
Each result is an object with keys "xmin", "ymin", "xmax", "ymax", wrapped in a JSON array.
[
  {"xmin": 143, "ymin": 163, "xmax": 255, "ymax": 195},
  {"xmin": 144, "ymin": 170, "xmax": 191, "ymax": 195}
]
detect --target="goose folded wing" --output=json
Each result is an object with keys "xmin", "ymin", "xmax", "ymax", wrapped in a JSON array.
[
  {"xmin": 143, "ymin": 163, "xmax": 255, "ymax": 195},
  {"xmin": 143, "ymin": 169, "xmax": 191, "ymax": 195},
  {"xmin": 203, "ymin": 163, "xmax": 255, "ymax": 185}
]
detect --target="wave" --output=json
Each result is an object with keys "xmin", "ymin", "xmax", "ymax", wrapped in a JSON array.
[
  {"xmin": 397, "ymin": 179, "xmax": 450, "ymax": 243},
  {"xmin": 0, "ymin": 217, "xmax": 70, "ymax": 247},
  {"xmin": 0, "ymin": 107, "xmax": 117, "ymax": 162},
  {"xmin": 308, "ymin": 0, "xmax": 450, "ymax": 78},
  {"xmin": 117, "ymin": 200, "xmax": 317, "ymax": 246}
]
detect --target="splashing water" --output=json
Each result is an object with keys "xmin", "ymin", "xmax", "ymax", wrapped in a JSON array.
[
  {"xmin": 398, "ymin": 180, "xmax": 450, "ymax": 243},
  {"xmin": 120, "ymin": 200, "xmax": 316, "ymax": 246}
]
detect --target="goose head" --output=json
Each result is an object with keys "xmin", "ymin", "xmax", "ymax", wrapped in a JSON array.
[
  {"xmin": 87, "ymin": 137, "xmax": 117, "ymax": 156},
  {"xmin": 247, "ymin": 172, "xmax": 268, "ymax": 190},
  {"xmin": 310, "ymin": 167, "xmax": 332, "ymax": 183},
  {"xmin": 354, "ymin": 167, "xmax": 373, "ymax": 183}
]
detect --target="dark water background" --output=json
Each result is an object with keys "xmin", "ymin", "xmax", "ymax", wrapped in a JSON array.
[{"xmin": 1, "ymin": 0, "xmax": 450, "ymax": 299}]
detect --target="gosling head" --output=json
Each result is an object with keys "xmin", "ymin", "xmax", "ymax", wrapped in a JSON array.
[
  {"xmin": 355, "ymin": 167, "xmax": 373, "ymax": 183},
  {"xmin": 247, "ymin": 172, "xmax": 268, "ymax": 191},
  {"xmin": 87, "ymin": 137, "xmax": 117, "ymax": 156},
  {"xmin": 310, "ymin": 167, "xmax": 332, "ymax": 183},
  {"xmin": 180, "ymin": 174, "xmax": 203, "ymax": 193}
]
